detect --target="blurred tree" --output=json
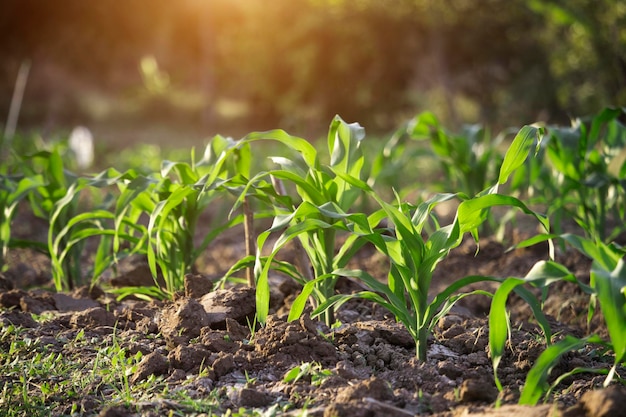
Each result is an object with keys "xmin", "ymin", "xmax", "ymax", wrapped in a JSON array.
[
  {"xmin": 526, "ymin": 0, "xmax": 626, "ymax": 115},
  {"xmin": 0, "ymin": 0, "xmax": 622, "ymax": 134}
]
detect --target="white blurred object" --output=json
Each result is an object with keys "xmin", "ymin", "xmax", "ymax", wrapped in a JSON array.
[{"xmin": 68, "ymin": 126, "xmax": 94, "ymax": 169}]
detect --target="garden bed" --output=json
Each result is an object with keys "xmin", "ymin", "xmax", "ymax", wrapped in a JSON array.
[{"xmin": 1, "ymin": 225, "xmax": 624, "ymax": 417}]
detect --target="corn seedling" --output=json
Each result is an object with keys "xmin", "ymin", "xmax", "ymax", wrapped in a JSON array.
[
  {"xmin": 367, "ymin": 122, "xmax": 433, "ymax": 203},
  {"xmin": 19, "ymin": 148, "xmax": 94, "ymax": 289},
  {"xmin": 490, "ymin": 232, "xmax": 626, "ymax": 404},
  {"xmin": 540, "ymin": 107, "xmax": 626, "ymax": 242},
  {"xmin": 0, "ymin": 173, "xmax": 45, "ymax": 270},
  {"xmin": 307, "ymin": 125, "xmax": 550, "ymax": 360},
  {"xmin": 232, "ymin": 116, "xmax": 370, "ymax": 326},
  {"xmin": 409, "ymin": 112, "xmax": 504, "ymax": 198},
  {"xmin": 48, "ymin": 168, "xmax": 151, "ymax": 293},
  {"xmin": 143, "ymin": 136, "xmax": 251, "ymax": 296}
]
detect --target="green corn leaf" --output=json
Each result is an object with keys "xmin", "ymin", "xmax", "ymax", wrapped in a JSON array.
[
  {"xmin": 327, "ymin": 116, "xmax": 365, "ymax": 208},
  {"xmin": 412, "ymin": 193, "xmax": 458, "ymax": 229},
  {"xmin": 1, "ymin": 175, "xmax": 45, "ymax": 266},
  {"xmin": 268, "ymin": 156, "xmax": 308, "ymax": 179},
  {"xmin": 48, "ymin": 149, "xmax": 68, "ymax": 190},
  {"xmin": 519, "ymin": 335, "xmax": 602, "ymax": 405},
  {"xmin": 426, "ymin": 274, "xmax": 502, "ymax": 324},
  {"xmin": 161, "ymin": 160, "xmax": 198, "ymax": 184},
  {"xmin": 559, "ymin": 234, "xmax": 621, "ymax": 271},
  {"xmin": 234, "ymin": 141, "xmax": 252, "ymax": 178},
  {"xmin": 272, "ymin": 218, "xmax": 337, "ymax": 252},
  {"xmin": 288, "ymin": 274, "xmax": 335, "ymax": 322},
  {"xmin": 489, "ymin": 277, "xmax": 524, "ymax": 391},
  {"xmin": 545, "ymin": 367, "xmax": 609, "ymax": 400},
  {"xmin": 328, "ymin": 115, "xmax": 365, "ymax": 175},
  {"xmin": 407, "ymin": 111, "xmax": 440, "ymax": 139},
  {"xmin": 254, "ymin": 231, "xmax": 273, "ymax": 324},
  {"xmin": 6, "ymin": 175, "xmax": 45, "ymax": 206},
  {"xmin": 513, "ymin": 233, "xmax": 558, "ymax": 250},
  {"xmin": 110, "ymin": 285, "xmax": 168, "ymax": 302},
  {"xmin": 245, "ymin": 130, "xmax": 319, "ymax": 169},
  {"xmin": 523, "ymin": 259, "xmax": 579, "ymax": 287},
  {"xmin": 379, "ymin": 200, "xmax": 425, "ymax": 260},
  {"xmin": 592, "ymin": 259, "xmax": 626, "ymax": 368},
  {"xmin": 429, "ymin": 289, "xmax": 494, "ymax": 332},
  {"xmin": 458, "ymin": 193, "xmax": 549, "ymax": 232},
  {"xmin": 267, "ymin": 170, "xmax": 326, "ymax": 206},
  {"xmin": 589, "ymin": 107, "xmax": 623, "ymax": 145},
  {"xmin": 202, "ymin": 135, "xmax": 236, "ymax": 165},
  {"xmin": 514, "ymin": 285, "xmax": 553, "ymax": 345},
  {"xmin": 499, "ymin": 125, "xmax": 543, "ymax": 185}
]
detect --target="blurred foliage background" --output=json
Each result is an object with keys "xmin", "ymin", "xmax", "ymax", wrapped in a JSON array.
[{"xmin": 0, "ymin": 0, "xmax": 624, "ymax": 144}]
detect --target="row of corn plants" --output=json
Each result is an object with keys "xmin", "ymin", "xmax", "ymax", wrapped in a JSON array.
[{"xmin": 1, "ymin": 107, "xmax": 625, "ymax": 404}]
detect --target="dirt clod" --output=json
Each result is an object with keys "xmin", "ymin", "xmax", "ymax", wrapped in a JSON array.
[
  {"xmin": 225, "ymin": 317, "xmax": 250, "ymax": 341},
  {"xmin": 459, "ymin": 378, "xmax": 498, "ymax": 403},
  {"xmin": 158, "ymin": 297, "xmax": 210, "ymax": 347},
  {"xmin": 131, "ymin": 351, "xmax": 169, "ymax": 384},
  {"xmin": 325, "ymin": 377, "xmax": 400, "ymax": 417},
  {"xmin": 335, "ymin": 377, "xmax": 394, "ymax": 403},
  {"xmin": 168, "ymin": 344, "xmax": 212, "ymax": 373},
  {"xmin": 235, "ymin": 387, "xmax": 273, "ymax": 407},
  {"xmin": 212, "ymin": 352, "xmax": 235, "ymax": 378},
  {"xmin": 0, "ymin": 274, "xmax": 14, "ymax": 291},
  {"xmin": 97, "ymin": 405, "xmax": 131, "ymax": 417},
  {"xmin": 0, "ymin": 288, "xmax": 27, "ymax": 309},
  {"xmin": 198, "ymin": 286, "xmax": 256, "ymax": 328},
  {"xmin": 20, "ymin": 293, "xmax": 56, "ymax": 314},
  {"xmin": 563, "ymin": 385, "xmax": 626, "ymax": 417},
  {"xmin": 0, "ymin": 309, "xmax": 38, "ymax": 327},
  {"xmin": 253, "ymin": 315, "xmax": 337, "ymax": 365},
  {"xmin": 184, "ymin": 273, "xmax": 213, "ymax": 298},
  {"xmin": 70, "ymin": 306, "xmax": 117, "ymax": 328}
]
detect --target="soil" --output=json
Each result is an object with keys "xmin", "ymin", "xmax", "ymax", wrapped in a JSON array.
[{"xmin": 1, "ymin": 216, "xmax": 626, "ymax": 417}]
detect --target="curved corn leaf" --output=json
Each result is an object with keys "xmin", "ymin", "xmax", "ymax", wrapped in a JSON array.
[
  {"xmin": 519, "ymin": 335, "xmax": 603, "ymax": 405},
  {"xmin": 499, "ymin": 125, "xmax": 544, "ymax": 185}
]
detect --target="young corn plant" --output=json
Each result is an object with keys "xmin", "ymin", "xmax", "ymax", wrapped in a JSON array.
[
  {"xmin": 144, "ymin": 137, "xmax": 249, "ymax": 297},
  {"xmin": 539, "ymin": 107, "xmax": 626, "ymax": 242},
  {"xmin": 230, "ymin": 116, "xmax": 370, "ymax": 326},
  {"xmin": 49, "ymin": 135, "xmax": 249, "ymax": 297},
  {"xmin": 495, "ymin": 234, "xmax": 626, "ymax": 405},
  {"xmin": 0, "ymin": 173, "xmax": 45, "ymax": 270},
  {"xmin": 366, "ymin": 122, "xmax": 434, "ymax": 203},
  {"xmin": 1, "ymin": 136, "xmax": 117, "ymax": 289},
  {"xmin": 487, "ymin": 259, "xmax": 578, "ymax": 395},
  {"xmin": 18, "ymin": 148, "xmax": 92, "ymax": 289},
  {"xmin": 408, "ymin": 111, "xmax": 504, "ymax": 198},
  {"xmin": 310, "ymin": 124, "xmax": 551, "ymax": 360},
  {"xmin": 48, "ymin": 168, "xmax": 152, "ymax": 293}
]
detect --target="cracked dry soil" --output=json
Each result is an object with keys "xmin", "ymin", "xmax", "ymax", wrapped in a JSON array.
[{"xmin": 1, "ymin": 225, "xmax": 626, "ymax": 417}]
